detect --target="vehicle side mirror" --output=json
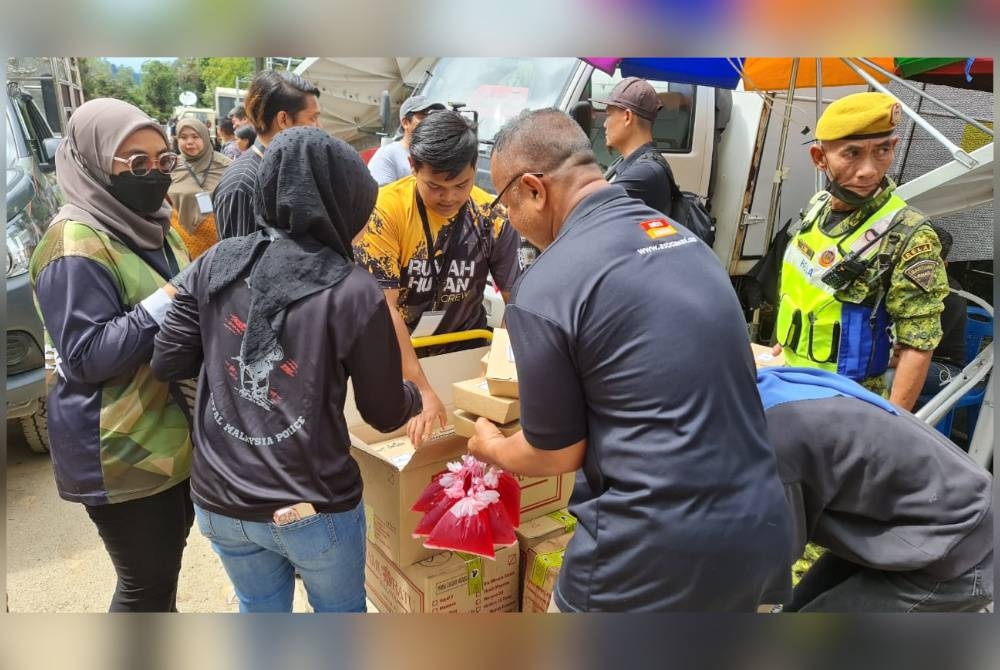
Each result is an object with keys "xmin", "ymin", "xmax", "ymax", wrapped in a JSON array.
[
  {"xmin": 39, "ymin": 137, "xmax": 62, "ymax": 172},
  {"xmin": 570, "ymin": 101, "xmax": 593, "ymax": 137}
]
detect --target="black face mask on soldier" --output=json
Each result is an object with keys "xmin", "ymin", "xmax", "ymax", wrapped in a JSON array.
[
  {"xmin": 824, "ymin": 172, "xmax": 890, "ymax": 209},
  {"xmin": 106, "ymin": 170, "xmax": 172, "ymax": 214}
]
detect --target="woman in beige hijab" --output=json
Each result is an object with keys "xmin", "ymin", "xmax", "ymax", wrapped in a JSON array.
[
  {"xmin": 169, "ymin": 118, "xmax": 231, "ymax": 258},
  {"xmin": 29, "ymin": 98, "xmax": 193, "ymax": 612}
]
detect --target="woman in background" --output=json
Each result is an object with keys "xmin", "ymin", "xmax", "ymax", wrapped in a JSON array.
[{"xmin": 169, "ymin": 118, "xmax": 231, "ymax": 258}]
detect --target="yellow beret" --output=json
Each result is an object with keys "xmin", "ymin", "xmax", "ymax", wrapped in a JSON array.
[{"xmin": 816, "ymin": 92, "xmax": 902, "ymax": 142}]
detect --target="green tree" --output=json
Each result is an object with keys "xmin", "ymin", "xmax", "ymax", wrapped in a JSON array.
[
  {"xmin": 140, "ymin": 60, "xmax": 179, "ymax": 123},
  {"xmin": 79, "ymin": 58, "xmax": 147, "ymax": 111},
  {"xmin": 198, "ymin": 57, "xmax": 255, "ymax": 107},
  {"xmin": 173, "ymin": 57, "xmax": 206, "ymax": 103}
]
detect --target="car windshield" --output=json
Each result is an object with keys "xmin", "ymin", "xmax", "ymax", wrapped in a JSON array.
[
  {"xmin": 6, "ymin": 115, "xmax": 18, "ymax": 168},
  {"xmin": 419, "ymin": 58, "xmax": 579, "ymax": 143}
]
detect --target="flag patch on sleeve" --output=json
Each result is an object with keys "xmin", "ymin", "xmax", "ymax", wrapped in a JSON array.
[{"xmin": 640, "ymin": 219, "xmax": 677, "ymax": 239}]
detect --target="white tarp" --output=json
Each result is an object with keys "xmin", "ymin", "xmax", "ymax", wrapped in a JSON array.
[
  {"xmin": 895, "ymin": 143, "xmax": 994, "ymax": 219},
  {"xmin": 294, "ymin": 57, "xmax": 438, "ymax": 150}
]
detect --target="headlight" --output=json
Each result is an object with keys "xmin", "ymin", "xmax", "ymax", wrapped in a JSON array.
[{"xmin": 7, "ymin": 212, "xmax": 42, "ymax": 277}]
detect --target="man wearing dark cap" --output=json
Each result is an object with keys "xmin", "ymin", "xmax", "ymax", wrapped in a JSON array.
[
  {"xmin": 367, "ymin": 95, "xmax": 446, "ymax": 186},
  {"xmin": 775, "ymin": 92, "xmax": 948, "ymax": 412},
  {"xmin": 593, "ymin": 76, "xmax": 675, "ymax": 217}
]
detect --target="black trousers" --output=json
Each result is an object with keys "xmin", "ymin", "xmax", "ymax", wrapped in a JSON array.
[{"xmin": 84, "ymin": 480, "xmax": 195, "ymax": 612}]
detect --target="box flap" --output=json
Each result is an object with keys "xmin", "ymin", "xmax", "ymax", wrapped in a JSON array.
[
  {"xmin": 350, "ymin": 424, "xmax": 466, "ymax": 472},
  {"xmin": 342, "ymin": 345, "xmax": 490, "ymax": 427},
  {"xmin": 486, "ymin": 328, "xmax": 518, "ymax": 383}
]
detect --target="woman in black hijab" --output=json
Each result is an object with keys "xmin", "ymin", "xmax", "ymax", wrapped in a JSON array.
[{"xmin": 152, "ymin": 127, "xmax": 421, "ymax": 613}]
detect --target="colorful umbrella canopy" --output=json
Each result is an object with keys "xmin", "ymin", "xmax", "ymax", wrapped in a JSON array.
[
  {"xmin": 899, "ymin": 58, "xmax": 993, "ymax": 91},
  {"xmin": 580, "ymin": 57, "xmax": 894, "ymax": 91}
]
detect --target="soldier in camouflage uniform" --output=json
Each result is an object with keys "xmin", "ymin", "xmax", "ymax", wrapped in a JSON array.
[
  {"xmin": 29, "ymin": 99, "xmax": 194, "ymax": 612},
  {"xmin": 776, "ymin": 92, "xmax": 948, "ymax": 411}
]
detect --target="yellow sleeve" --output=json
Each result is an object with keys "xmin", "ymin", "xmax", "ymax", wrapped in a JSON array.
[
  {"xmin": 470, "ymin": 186, "xmax": 508, "ymax": 238},
  {"xmin": 353, "ymin": 189, "xmax": 404, "ymax": 289}
]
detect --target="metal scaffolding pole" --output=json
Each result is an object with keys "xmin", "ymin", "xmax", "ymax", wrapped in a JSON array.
[
  {"xmin": 840, "ymin": 58, "xmax": 980, "ymax": 169},
  {"xmin": 855, "ymin": 57, "xmax": 994, "ymax": 137}
]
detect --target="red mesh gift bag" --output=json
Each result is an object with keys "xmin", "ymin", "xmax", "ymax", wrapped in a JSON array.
[
  {"xmin": 410, "ymin": 456, "xmax": 520, "ymax": 559},
  {"xmin": 410, "ymin": 468, "xmax": 450, "ymax": 513},
  {"xmin": 486, "ymin": 497, "xmax": 517, "ymax": 547},
  {"xmin": 496, "ymin": 471, "xmax": 521, "ymax": 527},
  {"xmin": 423, "ymin": 490, "xmax": 498, "ymax": 559}
]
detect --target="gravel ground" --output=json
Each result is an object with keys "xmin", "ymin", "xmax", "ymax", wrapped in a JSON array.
[{"xmin": 5, "ymin": 423, "xmax": 375, "ymax": 613}]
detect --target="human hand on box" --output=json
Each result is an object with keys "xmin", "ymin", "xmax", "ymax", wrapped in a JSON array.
[
  {"xmin": 408, "ymin": 387, "xmax": 448, "ymax": 449},
  {"xmin": 771, "ymin": 343, "xmax": 782, "ymax": 357}
]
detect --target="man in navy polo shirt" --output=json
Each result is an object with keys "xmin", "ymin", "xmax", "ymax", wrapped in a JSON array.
[{"xmin": 468, "ymin": 108, "xmax": 793, "ymax": 612}]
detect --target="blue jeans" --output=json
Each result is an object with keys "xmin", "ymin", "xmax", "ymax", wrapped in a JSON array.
[
  {"xmin": 920, "ymin": 360, "xmax": 964, "ymax": 398},
  {"xmin": 194, "ymin": 502, "xmax": 367, "ymax": 613}
]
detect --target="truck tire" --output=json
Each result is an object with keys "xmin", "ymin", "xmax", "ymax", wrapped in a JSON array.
[{"xmin": 19, "ymin": 399, "xmax": 50, "ymax": 454}]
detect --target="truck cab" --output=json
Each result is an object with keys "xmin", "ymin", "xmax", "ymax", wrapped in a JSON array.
[{"xmin": 410, "ymin": 57, "xmax": 763, "ymax": 271}]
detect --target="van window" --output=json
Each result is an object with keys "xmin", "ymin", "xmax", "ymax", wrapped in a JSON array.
[
  {"xmin": 419, "ymin": 58, "xmax": 579, "ymax": 143},
  {"xmin": 587, "ymin": 70, "xmax": 696, "ymax": 171}
]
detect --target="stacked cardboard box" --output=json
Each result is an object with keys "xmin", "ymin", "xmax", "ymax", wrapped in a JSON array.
[
  {"xmin": 521, "ymin": 533, "xmax": 573, "ymax": 613},
  {"xmin": 347, "ymin": 346, "xmax": 521, "ymax": 612},
  {"xmin": 485, "ymin": 327, "xmax": 519, "ymax": 398},
  {"xmin": 365, "ymin": 540, "xmax": 520, "ymax": 614},
  {"xmin": 452, "ymin": 330, "xmax": 574, "ymax": 524},
  {"xmin": 514, "ymin": 509, "xmax": 576, "ymax": 605}
]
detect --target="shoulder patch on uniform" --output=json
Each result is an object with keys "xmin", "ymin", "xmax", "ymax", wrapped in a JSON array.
[
  {"xmin": 902, "ymin": 258, "xmax": 939, "ymax": 293},
  {"xmin": 900, "ymin": 242, "xmax": 933, "ymax": 263}
]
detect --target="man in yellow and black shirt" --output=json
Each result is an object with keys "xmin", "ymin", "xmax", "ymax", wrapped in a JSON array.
[{"xmin": 354, "ymin": 110, "xmax": 521, "ymax": 446}]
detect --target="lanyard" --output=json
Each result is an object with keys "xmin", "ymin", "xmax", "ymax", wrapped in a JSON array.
[
  {"xmin": 415, "ymin": 193, "xmax": 448, "ymax": 300},
  {"xmin": 184, "ymin": 162, "xmax": 213, "ymax": 190},
  {"xmin": 414, "ymin": 193, "xmax": 489, "ymax": 302}
]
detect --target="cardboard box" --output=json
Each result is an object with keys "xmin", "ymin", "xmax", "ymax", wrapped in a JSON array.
[
  {"xmin": 365, "ymin": 540, "xmax": 519, "ymax": 613},
  {"xmin": 521, "ymin": 535, "xmax": 572, "ymax": 613},
  {"xmin": 514, "ymin": 509, "xmax": 576, "ymax": 603},
  {"xmin": 347, "ymin": 346, "xmax": 490, "ymax": 567},
  {"xmin": 480, "ymin": 352, "xmax": 490, "ymax": 376},
  {"xmin": 453, "ymin": 377, "xmax": 520, "ymax": 424},
  {"xmin": 518, "ymin": 472, "xmax": 574, "ymax": 523},
  {"xmin": 350, "ymin": 426, "xmax": 468, "ymax": 566},
  {"xmin": 451, "ymin": 408, "xmax": 521, "ymax": 438},
  {"xmin": 514, "ymin": 509, "xmax": 576, "ymax": 576},
  {"xmin": 751, "ymin": 343, "xmax": 785, "ymax": 369},
  {"xmin": 449, "ymin": 408, "xmax": 573, "ymax": 526},
  {"xmin": 485, "ymin": 328, "xmax": 519, "ymax": 398}
]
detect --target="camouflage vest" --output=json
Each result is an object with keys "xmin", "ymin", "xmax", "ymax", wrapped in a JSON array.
[{"xmin": 30, "ymin": 220, "xmax": 193, "ymax": 503}]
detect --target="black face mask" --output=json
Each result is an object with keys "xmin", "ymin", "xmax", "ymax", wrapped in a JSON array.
[
  {"xmin": 106, "ymin": 171, "xmax": 172, "ymax": 214},
  {"xmin": 824, "ymin": 174, "xmax": 889, "ymax": 209}
]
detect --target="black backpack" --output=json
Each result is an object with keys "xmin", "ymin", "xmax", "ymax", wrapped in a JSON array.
[{"xmin": 639, "ymin": 150, "xmax": 717, "ymax": 247}]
